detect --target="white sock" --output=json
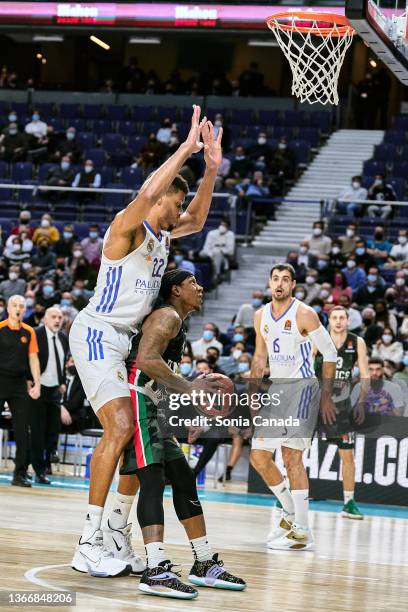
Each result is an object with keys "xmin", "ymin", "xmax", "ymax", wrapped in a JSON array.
[
  {"xmin": 292, "ymin": 489, "xmax": 309, "ymax": 529},
  {"xmin": 82, "ymin": 505, "xmax": 103, "ymax": 541},
  {"xmin": 190, "ymin": 536, "xmax": 212, "ymax": 562},
  {"xmin": 344, "ymin": 490, "xmax": 354, "ymax": 504},
  {"xmin": 109, "ymin": 493, "xmax": 134, "ymax": 529},
  {"xmin": 145, "ymin": 542, "xmax": 166, "ymax": 568},
  {"xmin": 269, "ymin": 479, "xmax": 295, "ymax": 517}
]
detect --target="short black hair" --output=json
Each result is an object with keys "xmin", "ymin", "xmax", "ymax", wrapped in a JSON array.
[
  {"xmin": 196, "ymin": 359, "xmax": 210, "ymax": 366},
  {"xmin": 168, "ymin": 174, "xmax": 189, "ymax": 195},
  {"xmin": 369, "ymin": 357, "xmax": 384, "ymax": 367},
  {"xmin": 269, "ymin": 263, "xmax": 296, "ymax": 281},
  {"xmin": 206, "ymin": 346, "xmax": 220, "ymax": 357}
]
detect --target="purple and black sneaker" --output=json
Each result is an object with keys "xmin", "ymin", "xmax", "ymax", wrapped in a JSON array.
[
  {"xmin": 139, "ymin": 560, "xmax": 198, "ymax": 599},
  {"xmin": 188, "ymin": 553, "xmax": 246, "ymax": 590}
]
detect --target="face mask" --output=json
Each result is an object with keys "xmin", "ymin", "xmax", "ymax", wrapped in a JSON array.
[
  {"xmin": 22, "ymin": 262, "xmax": 31, "ymax": 271},
  {"xmin": 299, "ymin": 246, "xmax": 308, "ymax": 254},
  {"xmin": 278, "ymin": 143, "xmax": 287, "ymax": 150},
  {"xmin": 218, "ymin": 225, "xmax": 227, "ymax": 234},
  {"xmin": 352, "ymin": 366, "xmax": 360, "ymax": 378},
  {"xmin": 25, "ymin": 297, "xmax": 34, "ymax": 307},
  {"xmin": 9, "ymin": 129, "xmax": 17, "ymax": 136},
  {"xmin": 398, "ymin": 236, "xmax": 407, "ymax": 245},
  {"xmin": 20, "ymin": 218, "xmax": 29, "ymax": 225},
  {"xmin": 313, "ymin": 228, "xmax": 322, "ymax": 237},
  {"xmin": 43, "ymin": 286, "xmax": 54, "ymax": 297},
  {"xmin": 72, "ymin": 288, "xmax": 82, "ymax": 297},
  {"xmin": 63, "ymin": 232, "xmax": 73, "ymax": 240},
  {"xmin": 374, "ymin": 179, "xmax": 383, "ymax": 187},
  {"xmin": 313, "ymin": 305, "xmax": 322, "ymax": 314},
  {"xmin": 66, "ymin": 132, "xmax": 75, "ymax": 140},
  {"xmin": 11, "ymin": 244, "xmax": 20, "ymax": 252},
  {"xmin": 253, "ymin": 298, "xmax": 263, "ymax": 308},
  {"xmin": 352, "ymin": 182, "xmax": 360, "ymax": 190},
  {"xmin": 67, "ymin": 365, "xmax": 77, "ymax": 376},
  {"xmin": 32, "ymin": 114, "xmax": 40, "ymax": 121},
  {"xmin": 320, "ymin": 289, "xmax": 330, "ymax": 299},
  {"xmin": 238, "ymin": 362, "xmax": 250, "ymax": 373},
  {"xmin": 258, "ymin": 137, "xmax": 266, "ymax": 145},
  {"xmin": 8, "ymin": 114, "xmax": 17, "ymax": 122},
  {"xmin": 170, "ymin": 137, "xmax": 178, "ymax": 145},
  {"xmin": 60, "ymin": 299, "xmax": 72, "ymax": 307},
  {"xmin": 317, "ymin": 260, "xmax": 327, "ymax": 269},
  {"xmin": 395, "ymin": 277, "xmax": 405, "ymax": 287},
  {"xmin": 233, "ymin": 333, "xmax": 244, "ymax": 343},
  {"xmin": 232, "ymin": 349, "xmax": 242, "ymax": 360},
  {"xmin": 73, "ymin": 250, "xmax": 82, "ymax": 258},
  {"xmin": 382, "ymin": 334, "xmax": 392, "ymax": 344},
  {"xmin": 174, "ymin": 254, "xmax": 183, "ymax": 264},
  {"xmin": 363, "ymin": 317, "xmax": 372, "ymax": 326},
  {"xmin": 89, "ymin": 231, "xmax": 98, "ymax": 240},
  {"xmin": 41, "ymin": 219, "xmax": 50, "ymax": 228},
  {"xmin": 346, "ymin": 260, "xmax": 356, "ymax": 269},
  {"xmin": 84, "ymin": 165, "xmax": 93, "ymax": 174},
  {"xmin": 61, "ymin": 161, "xmax": 70, "ymax": 171},
  {"xmin": 334, "ymin": 275, "xmax": 343, "ymax": 286},
  {"xmin": 305, "ymin": 276, "xmax": 315, "ymax": 285},
  {"xmin": 9, "ymin": 272, "xmax": 18, "ymax": 281},
  {"xmin": 180, "ymin": 363, "xmax": 192, "ymax": 376},
  {"xmin": 346, "ymin": 229, "xmax": 355, "ymax": 237},
  {"xmin": 375, "ymin": 232, "xmax": 384, "ymax": 240},
  {"xmin": 355, "ymin": 247, "xmax": 365, "ymax": 256},
  {"xmin": 203, "ymin": 330, "xmax": 214, "ymax": 342},
  {"xmin": 214, "ymin": 120, "xmax": 222, "ymax": 127},
  {"xmin": 331, "ymin": 246, "xmax": 340, "ymax": 255},
  {"xmin": 295, "ymin": 291, "xmax": 305, "ymax": 300},
  {"xmin": 367, "ymin": 274, "xmax": 378, "ymax": 283},
  {"xmin": 235, "ymin": 155, "xmax": 245, "ymax": 161},
  {"xmin": 403, "ymin": 355, "xmax": 408, "ymax": 366}
]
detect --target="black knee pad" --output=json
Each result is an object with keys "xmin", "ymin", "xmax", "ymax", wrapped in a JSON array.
[
  {"xmin": 136, "ymin": 463, "xmax": 165, "ymax": 528},
  {"xmin": 165, "ymin": 457, "xmax": 203, "ymax": 521}
]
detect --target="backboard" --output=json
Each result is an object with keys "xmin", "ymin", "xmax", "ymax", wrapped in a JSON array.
[{"xmin": 346, "ymin": 0, "xmax": 408, "ymax": 84}]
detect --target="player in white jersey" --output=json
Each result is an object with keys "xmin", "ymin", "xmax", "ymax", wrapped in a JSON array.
[
  {"xmin": 249, "ymin": 263, "xmax": 337, "ymax": 550},
  {"xmin": 69, "ymin": 106, "xmax": 223, "ymax": 577}
]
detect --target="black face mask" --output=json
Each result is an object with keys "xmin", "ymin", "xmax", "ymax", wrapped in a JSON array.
[
  {"xmin": 363, "ymin": 318, "xmax": 372, "ymax": 326},
  {"xmin": 375, "ymin": 232, "xmax": 384, "ymax": 240},
  {"xmin": 67, "ymin": 365, "xmax": 77, "ymax": 376},
  {"xmin": 36, "ymin": 310, "xmax": 45, "ymax": 319},
  {"xmin": 207, "ymin": 355, "xmax": 218, "ymax": 367},
  {"xmin": 40, "ymin": 246, "xmax": 48, "ymax": 253}
]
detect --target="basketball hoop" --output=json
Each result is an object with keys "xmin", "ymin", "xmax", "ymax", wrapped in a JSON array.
[{"xmin": 267, "ymin": 11, "xmax": 355, "ymax": 105}]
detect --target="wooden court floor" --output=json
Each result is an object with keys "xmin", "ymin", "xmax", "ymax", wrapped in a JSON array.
[{"xmin": 0, "ymin": 484, "xmax": 407, "ymax": 612}]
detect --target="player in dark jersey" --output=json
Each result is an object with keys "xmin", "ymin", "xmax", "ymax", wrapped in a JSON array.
[
  {"xmin": 315, "ymin": 305, "xmax": 369, "ymax": 520},
  {"xmin": 117, "ymin": 270, "xmax": 246, "ymax": 599}
]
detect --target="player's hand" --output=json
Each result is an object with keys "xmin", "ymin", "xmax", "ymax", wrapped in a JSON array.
[
  {"xmin": 29, "ymin": 383, "xmax": 41, "ymax": 400},
  {"xmin": 190, "ymin": 374, "xmax": 222, "ymax": 395},
  {"xmin": 353, "ymin": 403, "xmax": 365, "ymax": 426},
  {"xmin": 61, "ymin": 405, "xmax": 72, "ymax": 426},
  {"xmin": 188, "ymin": 426, "xmax": 202, "ymax": 444},
  {"xmin": 320, "ymin": 396, "xmax": 337, "ymax": 425},
  {"xmin": 202, "ymin": 121, "xmax": 223, "ymax": 171},
  {"xmin": 184, "ymin": 105, "xmax": 207, "ymax": 154}
]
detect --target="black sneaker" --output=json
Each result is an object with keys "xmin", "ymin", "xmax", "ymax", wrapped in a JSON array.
[
  {"xmin": 218, "ymin": 469, "xmax": 232, "ymax": 483},
  {"xmin": 189, "ymin": 554, "xmax": 246, "ymax": 590},
  {"xmin": 139, "ymin": 561, "xmax": 198, "ymax": 599}
]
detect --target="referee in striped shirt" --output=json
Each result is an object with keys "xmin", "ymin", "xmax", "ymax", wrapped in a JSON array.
[{"xmin": 0, "ymin": 295, "xmax": 41, "ymax": 487}]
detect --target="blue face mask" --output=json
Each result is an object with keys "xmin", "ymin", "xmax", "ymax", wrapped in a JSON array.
[
  {"xmin": 356, "ymin": 247, "xmax": 365, "ymax": 256},
  {"xmin": 72, "ymin": 288, "xmax": 82, "ymax": 297},
  {"xmin": 60, "ymin": 299, "xmax": 72, "ymax": 307},
  {"xmin": 43, "ymin": 286, "xmax": 54, "ymax": 297},
  {"xmin": 32, "ymin": 114, "xmax": 40, "ymax": 122},
  {"xmin": 238, "ymin": 362, "xmax": 250, "ymax": 373},
  {"xmin": 367, "ymin": 274, "xmax": 378, "ymax": 283},
  {"xmin": 174, "ymin": 255, "xmax": 183, "ymax": 264},
  {"xmin": 233, "ymin": 333, "xmax": 244, "ymax": 342},
  {"xmin": 313, "ymin": 305, "xmax": 322, "ymax": 314},
  {"xmin": 8, "ymin": 114, "xmax": 17, "ymax": 122},
  {"xmin": 89, "ymin": 231, "xmax": 98, "ymax": 240},
  {"xmin": 253, "ymin": 298, "xmax": 263, "ymax": 308},
  {"xmin": 61, "ymin": 161, "xmax": 70, "ymax": 171},
  {"xmin": 403, "ymin": 355, "xmax": 408, "ymax": 367},
  {"xmin": 203, "ymin": 330, "xmax": 214, "ymax": 342},
  {"xmin": 180, "ymin": 363, "xmax": 192, "ymax": 376},
  {"xmin": 63, "ymin": 232, "xmax": 73, "ymax": 240},
  {"xmin": 317, "ymin": 260, "xmax": 327, "ymax": 269}
]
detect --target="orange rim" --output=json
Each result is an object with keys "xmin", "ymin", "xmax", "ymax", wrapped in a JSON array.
[{"xmin": 266, "ymin": 11, "xmax": 355, "ymax": 38}]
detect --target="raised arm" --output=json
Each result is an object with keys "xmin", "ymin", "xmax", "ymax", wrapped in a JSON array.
[
  {"xmin": 105, "ymin": 105, "xmax": 206, "ymax": 259},
  {"xmin": 171, "ymin": 121, "xmax": 223, "ymax": 238}
]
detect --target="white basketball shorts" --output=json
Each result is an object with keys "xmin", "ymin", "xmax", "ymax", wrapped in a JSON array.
[{"xmin": 69, "ymin": 310, "xmax": 132, "ymax": 412}]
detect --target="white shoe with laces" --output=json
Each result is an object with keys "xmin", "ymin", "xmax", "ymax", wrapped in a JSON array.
[
  {"xmin": 71, "ymin": 529, "xmax": 132, "ymax": 577},
  {"xmin": 268, "ymin": 522, "xmax": 314, "ymax": 551},
  {"xmin": 104, "ymin": 521, "xmax": 146, "ymax": 575},
  {"xmin": 267, "ymin": 512, "xmax": 294, "ymax": 545}
]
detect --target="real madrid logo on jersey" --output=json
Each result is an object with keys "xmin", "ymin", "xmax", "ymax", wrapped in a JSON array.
[
  {"xmin": 263, "ymin": 324, "xmax": 269, "ymax": 335},
  {"xmin": 146, "ymin": 238, "xmax": 155, "ymax": 254}
]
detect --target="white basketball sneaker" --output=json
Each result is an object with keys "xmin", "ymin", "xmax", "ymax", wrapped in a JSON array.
[
  {"xmin": 268, "ymin": 522, "xmax": 314, "ymax": 551},
  {"xmin": 104, "ymin": 521, "xmax": 146, "ymax": 576},
  {"xmin": 71, "ymin": 529, "xmax": 132, "ymax": 577},
  {"xmin": 267, "ymin": 512, "xmax": 294, "ymax": 546}
]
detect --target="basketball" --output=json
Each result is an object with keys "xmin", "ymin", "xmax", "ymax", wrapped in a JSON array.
[{"xmin": 195, "ymin": 373, "xmax": 235, "ymax": 418}]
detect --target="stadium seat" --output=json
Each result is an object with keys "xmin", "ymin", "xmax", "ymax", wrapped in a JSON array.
[
  {"xmin": 85, "ymin": 148, "xmax": 107, "ymax": 166},
  {"xmin": 36, "ymin": 103, "xmax": 54, "ymax": 118},
  {"xmin": 374, "ymin": 144, "xmax": 397, "ymax": 162},
  {"xmin": 68, "ymin": 118, "xmax": 87, "ymax": 132},
  {"xmin": 19, "ymin": 180, "xmax": 40, "ymax": 203},
  {"xmin": 83, "ymin": 104, "xmax": 103, "ymax": 119},
  {"xmin": 132, "ymin": 106, "xmax": 154, "ymax": 122},
  {"xmin": 230, "ymin": 109, "xmax": 253, "ymax": 125},
  {"xmin": 156, "ymin": 107, "xmax": 178, "ymax": 122},
  {"xmin": 121, "ymin": 166, "xmax": 143, "ymax": 188},
  {"xmin": 102, "ymin": 182, "xmax": 127, "ymax": 209},
  {"xmin": 127, "ymin": 136, "xmax": 146, "ymax": 155},
  {"xmin": 91, "ymin": 119, "xmax": 113, "ymax": 135},
  {"xmin": 47, "ymin": 118, "xmax": 65, "ymax": 132},
  {"xmin": 289, "ymin": 140, "xmax": 311, "ymax": 164},
  {"xmin": 258, "ymin": 110, "xmax": 280, "ymax": 125},
  {"xmin": 0, "ymin": 161, "xmax": 7, "ymax": 178},
  {"xmin": 383, "ymin": 130, "xmax": 406, "ymax": 145},
  {"xmin": 106, "ymin": 105, "xmax": 129, "ymax": 120},
  {"xmin": 117, "ymin": 121, "xmax": 138, "ymax": 136},
  {"xmin": 59, "ymin": 103, "xmax": 81, "ymax": 119},
  {"xmin": 77, "ymin": 132, "xmax": 97, "ymax": 149},
  {"xmin": 393, "ymin": 115, "xmax": 408, "ymax": 130},
  {"xmin": 102, "ymin": 133, "xmax": 125, "ymax": 153},
  {"xmin": 11, "ymin": 162, "xmax": 33, "ymax": 182},
  {"xmin": 245, "ymin": 125, "xmax": 266, "ymax": 139},
  {"xmin": 299, "ymin": 127, "xmax": 320, "ymax": 147},
  {"xmin": 98, "ymin": 166, "xmax": 114, "ymax": 185},
  {"xmin": 388, "ymin": 177, "xmax": 406, "ymax": 200},
  {"xmin": 38, "ymin": 163, "xmax": 58, "ymax": 182},
  {"xmin": 363, "ymin": 159, "xmax": 386, "ymax": 176},
  {"xmin": 393, "ymin": 161, "xmax": 408, "ymax": 178}
]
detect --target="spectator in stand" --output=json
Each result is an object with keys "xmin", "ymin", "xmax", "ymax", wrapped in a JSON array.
[
  {"xmin": 24, "ymin": 110, "xmax": 48, "ymax": 140},
  {"xmin": 269, "ymin": 137, "xmax": 296, "ymax": 183},
  {"xmin": 388, "ymin": 229, "xmax": 408, "ymax": 265},
  {"xmin": 394, "ymin": 354, "xmax": 408, "ymax": 391},
  {"xmin": 351, "ymin": 357, "xmax": 404, "ymax": 416},
  {"xmin": 60, "ymin": 355, "xmax": 87, "ymax": 434},
  {"xmin": 206, "ymin": 346, "xmax": 227, "ymax": 375},
  {"xmin": 200, "ymin": 218, "xmax": 235, "ymax": 279},
  {"xmin": 339, "ymin": 223, "xmax": 360, "ymax": 256},
  {"xmin": 212, "ymin": 154, "xmax": 231, "ymax": 191},
  {"xmin": 192, "ymin": 323, "xmax": 223, "ymax": 359},
  {"xmin": 315, "ymin": 254, "xmax": 331, "ymax": 283},
  {"xmin": 0, "ymin": 297, "xmax": 6, "ymax": 320},
  {"xmin": 374, "ymin": 298, "xmax": 398, "ymax": 335},
  {"xmin": 238, "ymin": 171, "xmax": 270, "ymax": 198},
  {"xmin": 294, "ymin": 286, "xmax": 308, "ymax": 302},
  {"xmin": 46, "ymin": 155, "xmax": 75, "ymax": 189},
  {"xmin": 72, "ymin": 159, "xmax": 101, "ymax": 190},
  {"xmin": 80, "ymin": 224, "xmax": 103, "ymax": 265},
  {"xmin": 53, "ymin": 257, "xmax": 73, "ymax": 294},
  {"xmin": 0, "ymin": 123, "xmax": 27, "ymax": 162},
  {"xmin": 230, "ymin": 79, "xmax": 241, "ymax": 96},
  {"xmin": 31, "ymin": 238, "xmax": 56, "ymax": 274},
  {"xmin": 71, "ymin": 280, "xmax": 90, "ymax": 311},
  {"xmin": 24, "ymin": 301, "xmax": 45, "ymax": 327},
  {"xmin": 23, "ymin": 291, "xmax": 35, "ymax": 320},
  {"xmin": 354, "ymin": 266, "xmax": 385, "ymax": 306},
  {"xmin": 338, "ymin": 294, "xmax": 363, "ymax": 333},
  {"xmin": 342, "ymin": 255, "xmax": 366, "ymax": 292},
  {"xmin": 328, "ymin": 240, "xmax": 346, "ymax": 270},
  {"xmin": 292, "ymin": 241, "xmax": 318, "ymax": 282},
  {"xmin": 3, "ymin": 235, "xmax": 31, "ymax": 267},
  {"xmin": 54, "ymin": 126, "xmax": 82, "ymax": 163},
  {"xmin": 0, "ymin": 265, "xmax": 26, "ymax": 300},
  {"xmin": 173, "ymin": 248, "xmax": 195, "ymax": 275},
  {"xmin": 179, "ymin": 355, "xmax": 193, "ymax": 378},
  {"xmin": 234, "ymin": 290, "xmax": 264, "ymax": 327},
  {"xmin": 54, "ymin": 224, "xmax": 76, "ymax": 258},
  {"xmin": 141, "ymin": 133, "xmax": 164, "ymax": 168},
  {"xmin": 319, "ymin": 282, "xmax": 334, "ymax": 310},
  {"xmin": 367, "ymin": 226, "xmax": 392, "ymax": 267},
  {"xmin": 1, "ymin": 109, "xmax": 21, "ymax": 134},
  {"xmin": 32, "ymin": 214, "xmax": 60, "ymax": 246},
  {"xmin": 337, "ymin": 176, "xmax": 367, "ymax": 217},
  {"xmin": 310, "ymin": 297, "xmax": 328, "ymax": 327},
  {"xmin": 218, "ymin": 341, "xmax": 248, "ymax": 376},
  {"xmin": 37, "ymin": 280, "xmax": 60, "ymax": 309},
  {"xmin": 239, "ymin": 61, "xmax": 264, "ymax": 96},
  {"xmin": 367, "ymin": 175, "xmax": 396, "ymax": 219},
  {"xmin": 354, "ymin": 238, "xmax": 377, "ymax": 271},
  {"xmin": 10, "ymin": 211, "xmax": 35, "ymax": 239},
  {"xmin": 59, "ymin": 291, "xmax": 79, "ymax": 329},
  {"xmin": 331, "ymin": 271, "xmax": 352, "ymax": 304},
  {"xmin": 361, "ymin": 307, "xmax": 382, "ymax": 349},
  {"xmin": 156, "ymin": 118, "xmax": 174, "ymax": 145},
  {"xmin": 304, "ymin": 221, "xmax": 332, "ymax": 256},
  {"xmin": 72, "ymin": 255, "xmax": 97, "ymax": 289},
  {"xmin": 300, "ymin": 269, "xmax": 321, "ymax": 304},
  {"xmin": 225, "ymin": 146, "xmax": 253, "ymax": 187},
  {"xmin": 372, "ymin": 328, "xmax": 404, "ymax": 365},
  {"xmin": 248, "ymin": 132, "xmax": 274, "ymax": 165},
  {"xmin": 387, "ymin": 271, "xmax": 408, "ymax": 313}
]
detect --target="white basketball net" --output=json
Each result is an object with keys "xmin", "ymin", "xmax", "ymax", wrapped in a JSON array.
[{"xmin": 268, "ymin": 16, "xmax": 354, "ymax": 105}]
